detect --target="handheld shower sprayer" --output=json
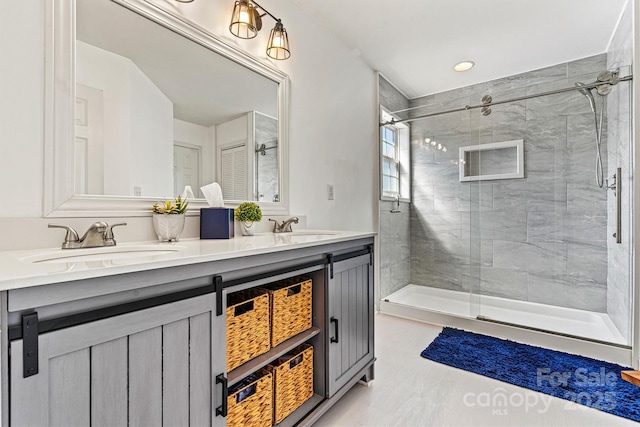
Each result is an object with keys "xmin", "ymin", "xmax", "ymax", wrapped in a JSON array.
[
  {"xmin": 575, "ymin": 81, "xmax": 604, "ymax": 188},
  {"xmin": 574, "ymin": 82, "xmax": 596, "ymax": 113}
]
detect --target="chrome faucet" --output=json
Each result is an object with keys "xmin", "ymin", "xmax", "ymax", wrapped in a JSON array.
[
  {"xmin": 49, "ymin": 222, "xmax": 127, "ymax": 249},
  {"xmin": 269, "ymin": 217, "xmax": 299, "ymax": 233}
]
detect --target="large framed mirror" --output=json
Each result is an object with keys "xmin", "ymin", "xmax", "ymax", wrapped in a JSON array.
[{"xmin": 44, "ymin": 0, "xmax": 289, "ymax": 217}]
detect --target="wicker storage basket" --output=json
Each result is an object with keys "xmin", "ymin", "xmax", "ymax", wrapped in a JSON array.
[
  {"xmin": 226, "ymin": 288, "xmax": 271, "ymax": 371},
  {"xmin": 263, "ymin": 276, "xmax": 312, "ymax": 347},
  {"xmin": 268, "ymin": 344, "xmax": 314, "ymax": 424},
  {"xmin": 227, "ymin": 369, "xmax": 273, "ymax": 427}
]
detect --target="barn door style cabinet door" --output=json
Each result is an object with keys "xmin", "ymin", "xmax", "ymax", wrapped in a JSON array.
[
  {"xmin": 9, "ymin": 288, "xmax": 226, "ymax": 427},
  {"xmin": 327, "ymin": 253, "xmax": 375, "ymax": 397},
  {"xmin": 5, "ymin": 237, "xmax": 375, "ymax": 426}
]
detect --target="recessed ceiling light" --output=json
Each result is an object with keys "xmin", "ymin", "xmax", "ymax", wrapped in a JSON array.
[{"xmin": 454, "ymin": 61, "xmax": 475, "ymax": 72}]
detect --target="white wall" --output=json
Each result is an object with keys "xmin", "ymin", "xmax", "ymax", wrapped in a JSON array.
[
  {"xmin": 77, "ymin": 41, "xmax": 174, "ymax": 197},
  {"xmin": 259, "ymin": 1, "xmax": 378, "ymax": 232},
  {"xmin": 0, "ymin": 0, "xmax": 377, "ymax": 251},
  {"xmin": 216, "ymin": 115, "xmax": 248, "ymax": 148},
  {"xmin": 0, "ymin": 1, "xmax": 44, "ymax": 219},
  {"xmin": 76, "ymin": 41, "xmax": 132, "ymax": 196},
  {"xmin": 129, "ymin": 64, "xmax": 174, "ymax": 198}
]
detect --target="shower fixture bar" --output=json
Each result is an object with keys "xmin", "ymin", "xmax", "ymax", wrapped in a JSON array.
[
  {"xmin": 255, "ymin": 143, "xmax": 277, "ymax": 155},
  {"xmin": 381, "ymin": 74, "xmax": 633, "ymax": 126},
  {"xmin": 610, "ymin": 167, "xmax": 622, "ymax": 244}
]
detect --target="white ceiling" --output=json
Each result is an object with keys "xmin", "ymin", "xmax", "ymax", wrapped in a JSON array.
[{"xmin": 292, "ymin": 0, "xmax": 629, "ymax": 99}]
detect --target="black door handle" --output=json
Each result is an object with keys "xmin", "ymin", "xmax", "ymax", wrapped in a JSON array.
[
  {"xmin": 330, "ymin": 317, "xmax": 339, "ymax": 343},
  {"xmin": 215, "ymin": 373, "xmax": 228, "ymax": 417}
]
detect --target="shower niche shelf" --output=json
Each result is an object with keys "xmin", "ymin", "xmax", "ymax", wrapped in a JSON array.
[{"xmin": 459, "ymin": 139, "xmax": 524, "ymax": 182}]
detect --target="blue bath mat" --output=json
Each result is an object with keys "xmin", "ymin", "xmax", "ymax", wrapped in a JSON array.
[{"xmin": 421, "ymin": 327, "xmax": 640, "ymax": 422}]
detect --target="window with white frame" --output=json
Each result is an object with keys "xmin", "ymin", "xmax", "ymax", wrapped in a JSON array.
[
  {"xmin": 380, "ymin": 107, "xmax": 410, "ymax": 201},
  {"xmin": 381, "ymin": 125, "xmax": 399, "ymax": 194}
]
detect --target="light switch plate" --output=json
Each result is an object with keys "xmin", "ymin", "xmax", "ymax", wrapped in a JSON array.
[{"xmin": 327, "ymin": 184, "xmax": 334, "ymax": 200}]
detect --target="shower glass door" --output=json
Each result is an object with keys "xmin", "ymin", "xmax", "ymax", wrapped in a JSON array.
[
  {"xmin": 403, "ymin": 99, "xmax": 477, "ymax": 319},
  {"xmin": 468, "ymin": 62, "xmax": 633, "ymax": 346}
]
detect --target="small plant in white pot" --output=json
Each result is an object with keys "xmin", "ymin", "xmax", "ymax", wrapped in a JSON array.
[
  {"xmin": 234, "ymin": 202, "xmax": 262, "ymax": 236},
  {"xmin": 151, "ymin": 196, "xmax": 188, "ymax": 242}
]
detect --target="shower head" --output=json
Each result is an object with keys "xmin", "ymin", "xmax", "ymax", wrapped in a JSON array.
[{"xmin": 575, "ymin": 82, "xmax": 596, "ymax": 113}]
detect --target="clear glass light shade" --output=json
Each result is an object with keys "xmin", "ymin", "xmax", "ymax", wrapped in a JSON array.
[
  {"xmin": 229, "ymin": 0, "xmax": 258, "ymax": 39},
  {"xmin": 266, "ymin": 22, "xmax": 290, "ymax": 60}
]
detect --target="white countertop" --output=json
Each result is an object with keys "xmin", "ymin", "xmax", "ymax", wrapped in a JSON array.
[{"xmin": 0, "ymin": 231, "xmax": 375, "ymax": 291}]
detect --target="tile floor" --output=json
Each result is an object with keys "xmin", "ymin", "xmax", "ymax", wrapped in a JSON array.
[{"xmin": 314, "ymin": 313, "xmax": 637, "ymax": 427}]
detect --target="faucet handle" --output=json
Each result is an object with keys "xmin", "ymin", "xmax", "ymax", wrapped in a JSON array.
[
  {"xmin": 268, "ymin": 218, "xmax": 281, "ymax": 232},
  {"xmin": 48, "ymin": 224, "xmax": 80, "ymax": 248},
  {"xmin": 104, "ymin": 222, "xmax": 127, "ymax": 245},
  {"xmin": 283, "ymin": 217, "xmax": 299, "ymax": 232}
]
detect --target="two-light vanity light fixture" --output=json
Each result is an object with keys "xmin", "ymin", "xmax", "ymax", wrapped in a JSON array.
[{"xmin": 175, "ymin": 0, "xmax": 291, "ymax": 60}]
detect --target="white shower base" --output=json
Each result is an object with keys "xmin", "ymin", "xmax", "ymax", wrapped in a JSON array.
[{"xmin": 383, "ymin": 284, "xmax": 627, "ymax": 346}]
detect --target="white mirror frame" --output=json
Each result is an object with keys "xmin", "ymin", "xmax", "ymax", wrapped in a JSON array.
[{"xmin": 44, "ymin": 0, "xmax": 290, "ymax": 217}]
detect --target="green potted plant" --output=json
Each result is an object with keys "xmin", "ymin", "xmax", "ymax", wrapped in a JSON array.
[
  {"xmin": 234, "ymin": 201, "xmax": 262, "ymax": 236},
  {"xmin": 151, "ymin": 196, "xmax": 189, "ymax": 241}
]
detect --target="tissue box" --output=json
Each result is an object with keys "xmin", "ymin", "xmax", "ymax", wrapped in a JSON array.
[{"xmin": 200, "ymin": 208, "xmax": 234, "ymax": 239}]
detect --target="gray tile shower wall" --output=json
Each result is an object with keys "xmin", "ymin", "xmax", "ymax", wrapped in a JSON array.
[
  {"xmin": 379, "ymin": 75, "xmax": 411, "ymax": 298},
  {"xmin": 379, "ymin": 76, "xmax": 410, "ymax": 117},
  {"xmin": 380, "ymin": 200, "xmax": 410, "ymax": 298},
  {"xmin": 409, "ymin": 53, "xmax": 616, "ymax": 312},
  {"xmin": 606, "ymin": 1, "xmax": 633, "ymax": 341}
]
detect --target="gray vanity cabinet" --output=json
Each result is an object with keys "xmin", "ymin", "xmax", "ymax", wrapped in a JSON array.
[
  {"xmin": 4, "ymin": 236, "xmax": 376, "ymax": 427},
  {"xmin": 9, "ymin": 291, "xmax": 226, "ymax": 427},
  {"xmin": 327, "ymin": 253, "xmax": 374, "ymax": 397}
]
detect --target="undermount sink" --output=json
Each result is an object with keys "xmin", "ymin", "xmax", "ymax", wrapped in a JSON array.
[
  {"xmin": 286, "ymin": 230, "xmax": 339, "ymax": 236},
  {"xmin": 270, "ymin": 231, "xmax": 341, "ymax": 244},
  {"xmin": 20, "ymin": 244, "xmax": 184, "ymax": 264}
]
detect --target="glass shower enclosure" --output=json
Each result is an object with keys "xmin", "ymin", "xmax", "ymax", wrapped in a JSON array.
[{"xmin": 380, "ymin": 48, "xmax": 634, "ymax": 347}]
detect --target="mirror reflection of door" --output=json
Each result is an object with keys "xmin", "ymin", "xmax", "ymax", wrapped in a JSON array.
[
  {"xmin": 173, "ymin": 143, "xmax": 201, "ymax": 199},
  {"xmin": 221, "ymin": 145, "xmax": 248, "ymax": 200},
  {"xmin": 75, "ymin": 84, "xmax": 104, "ymax": 195}
]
